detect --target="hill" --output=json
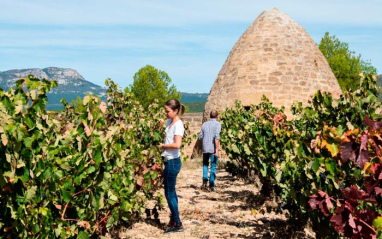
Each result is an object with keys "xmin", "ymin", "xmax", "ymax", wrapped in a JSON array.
[
  {"xmin": 180, "ymin": 92, "xmax": 209, "ymax": 113},
  {"xmin": 180, "ymin": 92, "xmax": 209, "ymax": 102},
  {"xmin": 0, "ymin": 67, "xmax": 106, "ymax": 110},
  {"xmin": 0, "ymin": 67, "xmax": 209, "ymax": 111}
]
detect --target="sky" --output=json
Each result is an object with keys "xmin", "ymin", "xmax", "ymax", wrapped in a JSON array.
[{"xmin": 0, "ymin": 0, "xmax": 381, "ymax": 93}]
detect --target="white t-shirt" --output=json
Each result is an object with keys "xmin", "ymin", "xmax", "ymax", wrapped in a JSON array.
[{"xmin": 161, "ymin": 119, "xmax": 184, "ymax": 159}]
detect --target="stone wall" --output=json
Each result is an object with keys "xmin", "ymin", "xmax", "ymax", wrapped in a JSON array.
[
  {"xmin": 203, "ymin": 8, "xmax": 341, "ymax": 121},
  {"xmin": 182, "ymin": 113, "xmax": 203, "ymax": 159}
]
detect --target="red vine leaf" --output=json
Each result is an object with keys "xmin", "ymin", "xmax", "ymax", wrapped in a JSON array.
[
  {"xmin": 375, "ymin": 187, "xmax": 382, "ymax": 196},
  {"xmin": 348, "ymin": 213, "xmax": 356, "ymax": 229},
  {"xmin": 356, "ymin": 149, "xmax": 369, "ymax": 169},
  {"xmin": 363, "ymin": 115, "xmax": 375, "ymax": 129},
  {"xmin": 363, "ymin": 115, "xmax": 382, "ymax": 131},
  {"xmin": 340, "ymin": 131, "xmax": 358, "ymax": 163},
  {"xmin": 308, "ymin": 190, "xmax": 333, "ymax": 216},
  {"xmin": 342, "ymin": 185, "xmax": 365, "ymax": 201},
  {"xmin": 365, "ymin": 164, "xmax": 382, "ymax": 196}
]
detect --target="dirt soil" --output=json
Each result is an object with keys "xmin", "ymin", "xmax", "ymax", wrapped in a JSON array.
[{"xmin": 120, "ymin": 159, "xmax": 316, "ymax": 239}]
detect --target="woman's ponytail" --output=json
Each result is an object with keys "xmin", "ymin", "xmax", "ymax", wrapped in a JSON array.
[{"xmin": 179, "ymin": 104, "xmax": 185, "ymax": 116}]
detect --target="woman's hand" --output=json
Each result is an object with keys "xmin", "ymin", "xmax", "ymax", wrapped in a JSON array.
[
  {"xmin": 159, "ymin": 144, "xmax": 165, "ymax": 150},
  {"xmin": 158, "ymin": 119, "xmax": 165, "ymax": 125}
]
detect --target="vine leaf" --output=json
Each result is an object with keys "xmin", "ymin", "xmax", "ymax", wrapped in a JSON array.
[
  {"xmin": 83, "ymin": 121, "xmax": 91, "ymax": 137},
  {"xmin": 342, "ymin": 185, "xmax": 366, "ymax": 202},
  {"xmin": 26, "ymin": 186, "xmax": 37, "ymax": 202},
  {"xmin": 324, "ymin": 142, "xmax": 339, "ymax": 157},
  {"xmin": 374, "ymin": 217, "xmax": 382, "ymax": 230},
  {"xmin": 308, "ymin": 190, "xmax": 333, "ymax": 217}
]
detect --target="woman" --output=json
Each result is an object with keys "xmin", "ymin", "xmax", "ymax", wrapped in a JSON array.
[{"xmin": 159, "ymin": 99, "xmax": 185, "ymax": 233}]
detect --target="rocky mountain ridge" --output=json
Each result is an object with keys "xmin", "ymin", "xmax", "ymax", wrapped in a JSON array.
[{"xmin": 0, "ymin": 67, "xmax": 106, "ymax": 109}]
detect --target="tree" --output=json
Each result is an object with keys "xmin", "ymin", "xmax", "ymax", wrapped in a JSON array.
[
  {"xmin": 129, "ymin": 65, "xmax": 181, "ymax": 108},
  {"xmin": 318, "ymin": 32, "xmax": 377, "ymax": 91}
]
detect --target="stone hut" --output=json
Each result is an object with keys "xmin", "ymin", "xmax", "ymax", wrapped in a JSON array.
[{"xmin": 203, "ymin": 7, "xmax": 342, "ymax": 121}]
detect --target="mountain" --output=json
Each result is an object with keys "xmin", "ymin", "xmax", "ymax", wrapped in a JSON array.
[
  {"xmin": 180, "ymin": 92, "xmax": 209, "ymax": 113},
  {"xmin": 180, "ymin": 92, "xmax": 209, "ymax": 102},
  {"xmin": 0, "ymin": 67, "xmax": 209, "ymax": 111},
  {"xmin": 0, "ymin": 67, "xmax": 106, "ymax": 109}
]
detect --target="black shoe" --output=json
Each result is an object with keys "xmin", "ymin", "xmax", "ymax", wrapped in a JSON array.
[
  {"xmin": 166, "ymin": 215, "xmax": 174, "ymax": 228},
  {"xmin": 209, "ymin": 187, "xmax": 215, "ymax": 192},
  {"xmin": 201, "ymin": 181, "xmax": 208, "ymax": 189},
  {"xmin": 164, "ymin": 222, "xmax": 183, "ymax": 233}
]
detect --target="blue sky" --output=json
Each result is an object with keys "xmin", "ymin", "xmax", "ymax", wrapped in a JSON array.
[{"xmin": 0, "ymin": 1, "xmax": 381, "ymax": 93}]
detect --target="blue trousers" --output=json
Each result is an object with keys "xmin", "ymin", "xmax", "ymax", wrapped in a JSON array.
[
  {"xmin": 164, "ymin": 157, "xmax": 181, "ymax": 223},
  {"xmin": 203, "ymin": 153, "xmax": 218, "ymax": 187}
]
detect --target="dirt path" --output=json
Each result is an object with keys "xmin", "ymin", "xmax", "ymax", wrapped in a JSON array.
[{"xmin": 121, "ymin": 160, "xmax": 315, "ymax": 239}]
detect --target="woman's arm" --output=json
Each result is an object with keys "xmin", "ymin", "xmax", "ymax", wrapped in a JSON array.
[{"xmin": 160, "ymin": 135, "xmax": 182, "ymax": 150}]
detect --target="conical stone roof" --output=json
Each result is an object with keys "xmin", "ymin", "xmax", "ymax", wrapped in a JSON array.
[{"xmin": 203, "ymin": 8, "xmax": 341, "ymax": 120}]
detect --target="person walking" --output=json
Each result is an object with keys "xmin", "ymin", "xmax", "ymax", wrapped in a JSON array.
[
  {"xmin": 159, "ymin": 99, "xmax": 185, "ymax": 233},
  {"xmin": 199, "ymin": 110, "xmax": 221, "ymax": 192}
]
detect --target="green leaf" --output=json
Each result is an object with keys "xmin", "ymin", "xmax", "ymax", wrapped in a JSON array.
[
  {"xmin": 54, "ymin": 224, "xmax": 63, "ymax": 238},
  {"xmin": 121, "ymin": 200, "xmax": 132, "ymax": 212},
  {"xmin": 61, "ymin": 188, "xmax": 73, "ymax": 203},
  {"xmin": 325, "ymin": 142, "xmax": 339, "ymax": 157},
  {"xmin": 244, "ymin": 144, "xmax": 251, "ymax": 155},
  {"xmin": 23, "ymin": 137, "xmax": 32, "ymax": 148},
  {"xmin": 94, "ymin": 148, "xmax": 102, "ymax": 165},
  {"xmin": 54, "ymin": 170, "xmax": 64, "ymax": 179},
  {"xmin": 43, "ymin": 167, "xmax": 53, "ymax": 179},
  {"xmin": 39, "ymin": 207, "xmax": 49, "ymax": 216},
  {"xmin": 77, "ymin": 231, "xmax": 89, "ymax": 239},
  {"xmin": 232, "ymin": 144, "xmax": 240, "ymax": 154},
  {"xmin": 17, "ymin": 166, "xmax": 30, "ymax": 183},
  {"xmin": 14, "ymin": 100, "xmax": 23, "ymax": 114},
  {"xmin": 59, "ymin": 162, "xmax": 72, "ymax": 171},
  {"xmin": 373, "ymin": 216, "xmax": 382, "ymax": 229},
  {"xmin": 26, "ymin": 186, "xmax": 37, "ymax": 202},
  {"xmin": 86, "ymin": 166, "xmax": 96, "ymax": 174},
  {"xmin": 336, "ymin": 125, "xmax": 345, "ymax": 136},
  {"xmin": 108, "ymin": 190, "xmax": 118, "ymax": 202},
  {"xmin": 325, "ymin": 159, "xmax": 337, "ymax": 175},
  {"xmin": 25, "ymin": 116, "xmax": 36, "ymax": 129},
  {"xmin": 61, "ymin": 184, "xmax": 74, "ymax": 203},
  {"xmin": 312, "ymin": 158, "xmax": 320, "ymax": 172},
  {"xmin": 260, "ymin": 162, "xmax": 267, "ymax": 177},
  {"xmin": 49, "ymin": 149, "xmax": 59, "ymax": 156},
  {"xmin": 275, "ymin": 170, "xmax": 282, "ymax": 182}
]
